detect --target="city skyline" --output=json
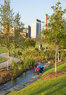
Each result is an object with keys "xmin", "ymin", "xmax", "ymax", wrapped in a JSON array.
[{"xmin": 0, "ymin": 0, "xmax": 66, "ymax": 26}]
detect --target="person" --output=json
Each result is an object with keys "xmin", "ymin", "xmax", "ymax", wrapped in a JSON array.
[
  {"xmin": 34, "ymin": 65, "xmax": 38, "ymax": 71},
  {"xmin": 39, "ymin": 43, "xmax": 42, "ymax": 50},
  {"xmin": 40, "ymin": 43, "xmax": 42, "ymax": 49},
  {"xmin": 34, "ymin": 65, "xmax": 44, "ymax": 74},
  {"xmin": 37, "ymin": 65, "xmax": 44, "ymax": 72}
]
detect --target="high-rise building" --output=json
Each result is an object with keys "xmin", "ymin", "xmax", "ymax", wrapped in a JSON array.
[
  {"xmin": 31, "ymin": 19, "xmax": 41, "ymax": 39},
  {"xmin": 25, "ymin": 25, "xmax": 31, "ymax": 38}
]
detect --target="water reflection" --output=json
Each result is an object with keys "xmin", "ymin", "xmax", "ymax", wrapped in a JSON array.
[
  {"xmin": 0, "ymin": 69, "xmax": 35, "ymax": 95},
  {"xmin": 0, "ymin": 62, "xmax": 46, "ymax": 95}
]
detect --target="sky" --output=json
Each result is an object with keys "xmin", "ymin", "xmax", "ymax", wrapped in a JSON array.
[{"xmin": 0, "ymin": 0, "xmax": 66, "ymax": 26}]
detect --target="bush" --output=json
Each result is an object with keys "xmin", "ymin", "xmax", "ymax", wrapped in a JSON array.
[
  {"xmin": 41, "ymin": 53, "xmax": 45, "ymax": 60},
  {"xmin": 9, "ymin": 44, "xmax": 15, "ymax": 56},
  {"xmin": 41, "ymin": 47, "xmax": 44, "ymax": 50},
  {"xmin": 50, "ymin": 60, "xmax": 54, "ymax": 65},
  {"xmin": 62, "ymin": 51, "xmax": 66, "ymax": 61},
  {"xmin": 35, "ymin": 48, "xmax": 39, "ymax": 51},
  {"xmin": 48, "ymin": 50, "xmax": 55, "ymax": 59},
  {"xmin": 20, "ymin": 56, "xmax": 36, "ymax": 69},
  {"xmin": 24, "ymin": 58, "xmax": 36, "ymax": 68},
  {"xmin": 24, "ymin": 38, "xmax": 36, "ymax": 47},
  {"xmin": 11, "ymin": 60, "xmax": 16, "ymax": 70},
  {"xmin": 18, "ymin": 64, "xmax": 24, "ymax": 71},
  {"xmin": 26, "ymin": 58, "xmax": 36, "ymax": 67},
  {"xmin": 11, "ymin": 60, "xmax": 18, "ymax": 76}
]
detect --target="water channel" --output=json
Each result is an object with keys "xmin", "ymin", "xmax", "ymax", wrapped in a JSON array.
[
  {"xmin": 0, "ymin": 65, "xmax": 43, "ymax": 95},
  {"xmin": 0, "ymin": 62, "xmax": 49, "ymax": 95}
]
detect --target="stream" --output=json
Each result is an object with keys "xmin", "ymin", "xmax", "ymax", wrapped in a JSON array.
[
  {"xmin": 0, "ymin": 62, "xmax": 49, "ymax": 95},
  {"xmin": 0, "ymin": 69, "xmax": 40, "ymax": 95}
]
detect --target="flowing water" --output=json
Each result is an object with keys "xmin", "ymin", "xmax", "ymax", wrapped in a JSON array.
[
  {"xmin": 0, "ymin": 62, "xmax": 48, "ymax": 95},
  {"xmin": 0, "ymin": 69, "xmax": 40, "ymax": 95}
]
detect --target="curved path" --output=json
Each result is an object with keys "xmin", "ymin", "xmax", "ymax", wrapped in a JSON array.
[{"xmin": 0, "ymin": 53, "xmax": 20, "ymax": 69}]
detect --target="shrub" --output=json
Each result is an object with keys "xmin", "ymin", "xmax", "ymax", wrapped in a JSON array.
[
  {"xmin": 11, "ymin": 60, "xmax": 16, "ymax": 70},
  {"xmin": 18, "ymin": 64, "xmax": 23, "ymax": 71},
  {"xmin": 35, "ymin": 48, "xmax": 39, "ymax": 51},
  {"xmin": 24, "ymin": 38, "xmax": 36, "ymax": 47},
  {"xmin": 11, "ymin": 60, "xmax": 18, "ymax": 76},
  {"xmin": 62, "ymin": 51, "xmax": 66, "ymax": 61},
  {"xmin": 41, "ymin": 53, "xmax": 45, "ymax": 60},
  {"xmin": 25, "ymin": 58, "xmax": 36, "ymax": 67},
  {"xmin": 20, "ymin": 57, "xmax": 36, "ymax": 69},
  {"xmin": 48, "ymin": 50, "xmax": 55, "ymax": 59},
  {"xmin": 50, "ymin": 60, "xmax": 54, "ymax": 65},
  {"xmin": 41, "ymin": 47, "xmax": 44, "ymax": 50}
]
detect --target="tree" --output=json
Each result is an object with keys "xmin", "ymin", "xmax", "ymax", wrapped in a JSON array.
[
  {"xmin": 14, "ymin": 13, "xmax": 24, "ymax": 48},
  {"xmin": 42, "ymin": 2, "xmax": 66, "ymax": 72},
  {"xmin": 0, "ymin": 0, "xmax": 14, "ymax": 70}
]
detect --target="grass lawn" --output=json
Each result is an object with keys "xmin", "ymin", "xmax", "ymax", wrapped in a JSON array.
[
  {"xmin": 8, "ymin": 62, "xmax": 66, "ymax": 95},
  {"xmin": 0, "ymin": 47, "xmax": 8, "ymax": 54},
  {"xmin": 0, "ymin": 56, "xmax": 7, "ymax": 63},
  {"xmin": 35, "ymin": 42, "xmax": 46, "ymax": 48},
  {"xmin": 42, "ymin": 62, "xmax": 66, "ymax": 76}
]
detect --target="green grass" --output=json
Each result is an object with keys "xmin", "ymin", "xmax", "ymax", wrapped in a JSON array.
[
  {"xmin": 0, "ymin": 56, "xmax": 7, "ymax": 63},
  {"xmin": 0, "ymin": 47, "xmax": 8, "ymax": 53},
  {"xmin": 35, "ymin": 42, "xmax": 46, "ymax": 48},
  {"xmin": 8, "ymin": 62, "xmax": 66, "ymax": 95},
  {"xmin": 42, "ymin": 62, "xmax": 66, "ymax": 76},
  {"xmin": 35, "ymin": 42, "xmax": 50, "ymax": 48}
]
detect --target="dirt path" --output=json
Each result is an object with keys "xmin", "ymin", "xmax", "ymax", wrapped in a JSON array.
[{"xmin": 0, "ymin": 53, "xmax": 20, "ymax": 69}]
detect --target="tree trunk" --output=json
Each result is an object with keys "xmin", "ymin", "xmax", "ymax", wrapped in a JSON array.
[
  {"xmin": 55, "ymin": 52, "xmax": 57, "ymax": 73},
  {"xmin": 7, "ymin": 48, "xmax": 10, "ymax": 70},
  {"xmin": 55, "ymin": 45, "xmax": 58, "ymax": 72},
  {"xmin": 58, "ymin": 49, "xmax": 60, "ymax": 62},
  {"xmin": 60, "ymin": 50, "xmax": 63, "ymax": 61},
  {"xmin": 7, "ymin": 23, "xmax": 10, "ymax": 70}
]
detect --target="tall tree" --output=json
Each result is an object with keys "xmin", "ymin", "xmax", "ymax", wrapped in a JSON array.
[
  {"xmin": 14, "ymin": 13, "xmax": 24, "ymax": 48},
  {"xmin": 42, "ymin": 2, "xmax": 66, "ymax": 72},
  {"xmin": 0, "ymin": 0, "xmax": 14, "ymax": 70}
]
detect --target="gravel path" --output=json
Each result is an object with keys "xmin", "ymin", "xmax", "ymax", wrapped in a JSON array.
[{"xmin": 0, "ymin": 53, "xmax": 20, "ymax": 69}]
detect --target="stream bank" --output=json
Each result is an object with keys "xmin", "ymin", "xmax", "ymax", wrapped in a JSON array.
[
  {"xmin": 0, "ymin": 61, "xmax": 50, "ymax": 95},
  {"xmin": 0, "ymin": 60, "xmax": 49, "ymax": 85},
  {"xmin": 0, "ymin": 68, "xmax": 41, "ymax": 95},
  {"xmin": 0, "ymin": 66, "xmax": 34, "ymax": 85}
]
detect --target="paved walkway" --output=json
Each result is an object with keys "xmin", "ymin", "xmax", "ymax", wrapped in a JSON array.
[{"xmin": 0, "ymin": 53, "xmax": 20, "ymax": 69}]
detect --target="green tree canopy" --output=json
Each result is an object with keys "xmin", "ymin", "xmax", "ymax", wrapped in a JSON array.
[
  {"xmin": 42, "ymin": 2, "xmax": 66, "ymax": 72},
  {"xmin": 14, "ymin": 12, "xmax": 24, "ymax": 48},
  {"xmin": 42, "ymin": 2, "xmax": 66, "ymax": 47},
  {"xmin": 0, "ymin": 0, "xmax": 14, "ymax": 47}
]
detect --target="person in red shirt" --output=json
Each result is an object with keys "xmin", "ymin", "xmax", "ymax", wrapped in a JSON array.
[
  {"xmin": 34, "ymin": 65, "xmax": 42, "ymax": 74},
  {"xmin": 35, "ymin": 67, "xmax": 40, "ymax": 72}
]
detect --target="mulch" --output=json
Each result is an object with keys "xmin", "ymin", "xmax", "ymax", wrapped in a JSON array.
[{"xmin": 42, "ymin": 71, "xmax": 66, "ymax": 80}]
